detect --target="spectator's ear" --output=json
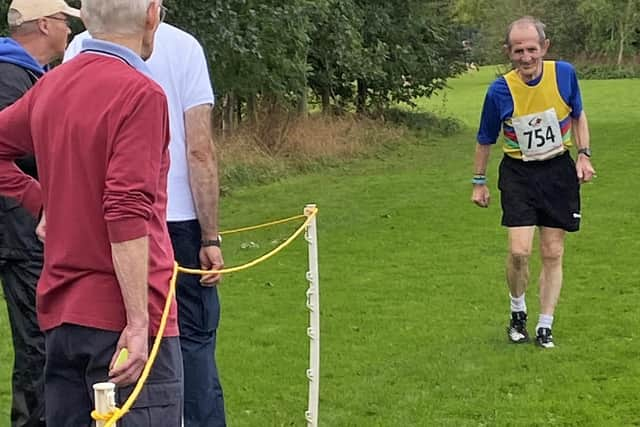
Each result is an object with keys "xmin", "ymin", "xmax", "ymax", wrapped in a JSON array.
[
  {"xmin": 36, "ymin": 17, "xmax": 50, "ymax": 36},
  {"xmin": 144, "ymin": 1, "xmax": 161, "ymax": 32},
  {"xmin": 140, "ymin": 1, "xmax": 161, "ymax": 60}
]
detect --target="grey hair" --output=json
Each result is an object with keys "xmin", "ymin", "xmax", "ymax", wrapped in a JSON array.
[
  {"xmin": 82, "ymin": 0, "xmax": 160, "ymax": 36},
  {"xmin": 505, "ymin": 16, "xmax": 546, "ymax": 47},
  {"xmin": 8, "ymin": 9, "xmax": 41, "ymax": 35}
]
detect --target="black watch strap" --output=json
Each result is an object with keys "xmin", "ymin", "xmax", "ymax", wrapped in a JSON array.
[
  {"xmin": 201, "ymin": 238, "xmax": 221, "ymax": 247},
  {"xmin": 577, "ymin": 147, "xmax": 592, "ymax": 158}
]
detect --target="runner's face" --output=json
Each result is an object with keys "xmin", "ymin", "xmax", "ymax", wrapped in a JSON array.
[{"xmin": 507, "ymin": 25, "xmax": 548, "ymax": 81}]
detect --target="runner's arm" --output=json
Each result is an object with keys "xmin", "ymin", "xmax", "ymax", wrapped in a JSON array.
[
  {"xmin": 474, "ymin": 143, "xmax": 491, "ymax": 176},
  {"xmin": 572, "ymin": 111, "xmax": 590, "ymax": 152},
  {"xmin": 572, "ymin": 111, "xmax": 595, "ymax": 182}
]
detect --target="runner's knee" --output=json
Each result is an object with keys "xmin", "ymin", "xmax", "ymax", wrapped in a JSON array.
[
  {"xmin": 540, "ymin": 244, "xmax": 564, "ymax": 263},
  {"xmin": 508, "ymin": 252, "xmax": 530, "ymax": 270}
]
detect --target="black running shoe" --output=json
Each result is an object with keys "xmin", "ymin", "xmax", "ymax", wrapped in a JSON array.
[
  {"xmin": 506, "ymin": 311, "xmax": 529, "ymax": 343},
  {"xmin": 536, "ymin": 327, "xmax": 555, "ymax": 349}
]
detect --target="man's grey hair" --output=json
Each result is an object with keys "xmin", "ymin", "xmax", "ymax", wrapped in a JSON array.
[
  {"xmin": 82, "ymin": 0, "xmax": 159, "ymax": 36},
  {"xmin": 504, "ymin": 16, "xmax": 546, "ymax": 47}
]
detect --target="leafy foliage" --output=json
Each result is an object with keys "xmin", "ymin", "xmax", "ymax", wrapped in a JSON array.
[
  {"xmin": 355, "ymin": 0, "xmax": 467, "ymax": 113},
  {"xmin": 164, "ymin": 0, "xmax": 312, "ymax": 102},
  {"xmin": 0, "ymin": 3, "xmax": 8, "ymax": 36},
  {"xmin": 576, "ymin": 63, "xmax": 640, "ymax": 80},
  {"xmin": 161, "ymin": 0, "xmax": 466, "ymax": 117},
  {"xmin": 453, "ymin": 0, "xmax": 640, "ymax": 65},
  {"xmin": 5, "ymin": 0, "xmax": 638, "ymax": 122},
  {"xmin": 307, "ymin": 0, "xmax": 365, "ymax": 112},
  {"xmin": 383, "ymin": 108, "xmax": 463, "ymax": 136}
]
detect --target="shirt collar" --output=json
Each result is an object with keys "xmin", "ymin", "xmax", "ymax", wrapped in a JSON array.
[{"xmin": 79, "ymin": 38, "xmax": 151, "ymax": 77}]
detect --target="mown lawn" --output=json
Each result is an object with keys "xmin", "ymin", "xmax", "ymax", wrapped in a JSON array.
[{"xmin": 1, "ymin": 68, "xmax": 639, "ymax": 426}]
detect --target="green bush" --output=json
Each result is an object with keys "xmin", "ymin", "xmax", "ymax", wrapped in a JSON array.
[
  {"xmin": 383, "ymin": 108, "xmax": 463, "ymax": 137},
  {"xmin": 576, "ymin": 64, "xmax": 640, "ymax": 80}
]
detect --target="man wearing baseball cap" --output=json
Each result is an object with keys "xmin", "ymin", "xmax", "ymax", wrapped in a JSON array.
[
  {"xmin": 0, "ymin": 1, "xmax": 78, "ymax": 426},
  {"xmin": 0, "ymin": 0, "xmax": 184, "ymax": 425}
]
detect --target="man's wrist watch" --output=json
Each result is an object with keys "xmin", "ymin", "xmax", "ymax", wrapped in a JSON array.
[
  {"xmin": 201, "ymin": 235, "xmax": 222, "ymax": 247},
  {"xmin": 577, "ymin": 147, "xmax": 592, "ymax": 158}
]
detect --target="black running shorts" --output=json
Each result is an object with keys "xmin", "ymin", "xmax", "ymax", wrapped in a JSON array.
[{"xmin": 498, "ymin": 151, "xmax": 581, "ymax": 232}]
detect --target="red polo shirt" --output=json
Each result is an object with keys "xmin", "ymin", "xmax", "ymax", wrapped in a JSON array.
[{"xmin": 0, "ymin": 52, "xmax": 178, "ymax": 336}]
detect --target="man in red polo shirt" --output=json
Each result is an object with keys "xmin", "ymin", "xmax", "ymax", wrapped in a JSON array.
[
  {"xmin": 0, "ymin": 0, "xmax": 182, "ymax": 425},
  {"xmin": 0, "ymin": 1, "xmax": 80, "ymax": 425}
]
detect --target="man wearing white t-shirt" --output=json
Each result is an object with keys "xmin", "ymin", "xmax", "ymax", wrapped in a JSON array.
[{"xmin": 65, "ymin": 22, "xmax": 227, "ymax": 426}]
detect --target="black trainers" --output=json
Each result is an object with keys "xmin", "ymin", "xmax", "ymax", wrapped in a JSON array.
[
  {"xmin": 506, "ymin": 311, "xmax": 529, "ymax": 343},
  {"xmin": 536, "ymin": 327, "xmax": 555, "ymax": 349}
]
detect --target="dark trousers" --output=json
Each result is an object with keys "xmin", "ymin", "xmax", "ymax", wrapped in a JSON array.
[
  {"xmin": 44, "ymin": 324, "xmax": 183, "ymax": 427},
  {"xmin": 1, "ymin": 258, "xmax": 46, "ymax": 427},
  {"xmin": 0, "ymin": 196, "xmax": 46, "ymax": 427},
  {"xmin": 168, "ymin": 220, "xmax": 226, "ymax": 427}
]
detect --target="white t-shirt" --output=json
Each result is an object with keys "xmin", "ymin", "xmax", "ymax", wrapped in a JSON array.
[{"xmin": 64, "ymin": 23, "xmax": 215, "ymax": 221}]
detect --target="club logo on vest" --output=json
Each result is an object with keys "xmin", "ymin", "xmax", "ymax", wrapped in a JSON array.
[{"xmin": 528, "ymin": 116, "xmax": 544, "ymax": 127}]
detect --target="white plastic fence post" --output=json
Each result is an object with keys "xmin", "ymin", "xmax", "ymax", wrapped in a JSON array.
[
  {"xmin": 93, "ymin": 382, "xmax": 116, "ymax": 427},
  {"xmin": 304, "ymin": 204, "xmax": 320, "ymax": 427}
]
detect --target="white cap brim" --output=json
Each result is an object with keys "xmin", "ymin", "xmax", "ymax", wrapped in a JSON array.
[{"xmin": 61, "ymin": 5, "xmax": 81, "ymax": 18}]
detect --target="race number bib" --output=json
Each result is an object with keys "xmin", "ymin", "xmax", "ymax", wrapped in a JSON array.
[{"xmin": 511, "ymin": 108, "xmax": 564, "ymax": 161}]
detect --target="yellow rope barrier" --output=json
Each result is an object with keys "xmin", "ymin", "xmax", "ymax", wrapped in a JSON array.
[
  {"xmin": 219, "ymin": 214, "xmax": 306, "ymax": 235},
  {"xmin": 179, "ymin": 210, "xmax": 316, "ymax": 276},
  {"xmin": 91, "ymin": 409, "xmax": 116, "ymax": 421},
  {"xmin": 94, "ymin": 207, "xmax": 318, "ymax": 426},
  {"xmin": 98, "ymin": 262, "xmax": 179, "ymax": 427}
]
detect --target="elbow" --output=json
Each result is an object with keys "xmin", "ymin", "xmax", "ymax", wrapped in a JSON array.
[{"xmin": 187, "ymin": 144, "xmax": 214, "ymax": 164}]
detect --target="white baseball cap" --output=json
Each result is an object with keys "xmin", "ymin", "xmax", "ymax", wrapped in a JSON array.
[{"xmin": 8, "ymin": 0, "xmax": 80, "ymax": 26}]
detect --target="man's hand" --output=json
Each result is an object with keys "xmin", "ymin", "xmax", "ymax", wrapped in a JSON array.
[
  {"xmin": 36, "ymin": 210, "xmax": 46, "ymax": 242},
  {"xmin": 108, "ymin": 324, "xmax": 149, "ymax": 386},
  {"xmin": 199, "ymin": 245, "xmax": 224, "ymax": 286},
  {"xmin": 576, "ymin": 155, "xmax": 595, "ymax": 183},
  {"xmin": 472, "ymin": 184, "xmax": 491, "ymax": 208}
]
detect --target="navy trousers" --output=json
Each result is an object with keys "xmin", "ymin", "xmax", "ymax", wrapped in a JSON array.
[
  {"xmin": 168, "ymin": 220, "xmax": 226, "ymax": 427},
  {"xmin": 44, "ymin": 325, "xmax": 183, "ymax": 427},
  {"xmin": 1, "ymin": 258, "xmax": 45, "ymax": 427},
  {"xmin": 0, "ymin": 199, "xmax": 45, "ymax": 427}
]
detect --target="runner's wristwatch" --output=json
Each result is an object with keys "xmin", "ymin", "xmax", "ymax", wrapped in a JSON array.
[{"xmin": 577, "ymin": 148, "xmax": 591, "ymax": 158}]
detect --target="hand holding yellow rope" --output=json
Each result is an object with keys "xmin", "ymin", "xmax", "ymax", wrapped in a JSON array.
[{"xmin": 93, "ymin": 208, "xmax": 318, "ymax": 427}]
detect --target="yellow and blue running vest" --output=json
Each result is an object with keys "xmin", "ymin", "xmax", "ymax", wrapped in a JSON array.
[{"xmin": 502, "ymin": 61, "xmax": 573, "ymax": 159}]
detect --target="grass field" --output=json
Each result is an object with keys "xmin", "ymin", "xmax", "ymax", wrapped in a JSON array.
[{"xmin": 2, "ymin": 68, "xmax": 639, "ymax": 426}]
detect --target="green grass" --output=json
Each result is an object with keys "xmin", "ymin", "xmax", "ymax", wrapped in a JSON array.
[{"xmin": 2, "ymin": 68, "xmax": 640, "ymax": 426}]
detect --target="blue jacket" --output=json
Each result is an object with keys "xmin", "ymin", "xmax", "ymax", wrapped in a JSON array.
[
  {"xmin": 0, "ymin": 37, "xmax": 44, "ymax": 258},
  {"xmin": 0, "ymin": 37, "xmax": 46, "ymax": 75}
]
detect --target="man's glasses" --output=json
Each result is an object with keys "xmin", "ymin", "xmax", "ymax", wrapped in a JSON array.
[
  {"xmin": 45, "ymin": 15, "xmax": 70, "ymax": 27},
  {"xmin": 160, "ymin": 5, "xmax": 168, "ymax": 22}
]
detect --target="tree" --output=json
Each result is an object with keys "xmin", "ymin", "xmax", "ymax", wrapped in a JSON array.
[
  {"xmin": 307, "ymin": 0, "xmax": 365, "ymax": 114},
  {"xmin": 0, "ymin": 4, "xmax": 7, "ymax": 36},
  {"xmin": 164, "ymin": 0, "xmax": 313, "ymax": 128},
  {"xmin": 577, "ymin": 0, "xmax": 640, "ymax": 65},
  {"xmin": 453, "ymin": 0, "xmax": 640, "ymax": 64},
  {"xmin": 354, "ymin": 0, "xmax": 466, "ymax": 114}
]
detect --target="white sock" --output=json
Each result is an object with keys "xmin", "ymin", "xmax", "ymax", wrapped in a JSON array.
[
  {"xmin": 536, "ymin": 314, "xmax": 554, "ymax": 331},
  {"xmin": 510, "ymin": 293, "xmax": 526, "ymax": 313}
]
